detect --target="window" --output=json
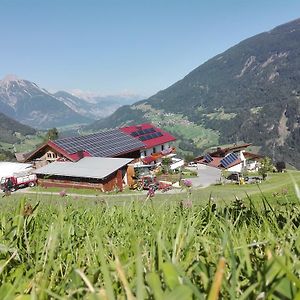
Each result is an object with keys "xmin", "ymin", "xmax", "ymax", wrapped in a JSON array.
[
  {"xmin": 152, "ymin": 147, "xmax": 156, "ymax": 153},
  {"xmin": 161, "ymin": 144, "xmax": 164, "ymax": 151}
]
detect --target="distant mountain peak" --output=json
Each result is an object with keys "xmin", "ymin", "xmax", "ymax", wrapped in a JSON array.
[
  {"xmin": 2, "ymin": 74, "xmax": 20, "ymax": 82},
  {"xmin": 0, "ymin": 74, "xmax": 40, "ymax": 90},
  {"xmin": 0, "ymin": 75, "xmax": 141, "ymax": 128},
  {"xmin": 1, "ymin": 74, "xmax": 23, "ymax": 88},
  {"xmin": 0, "ymin": 75, "xmax": 91, "ymax": 128}
]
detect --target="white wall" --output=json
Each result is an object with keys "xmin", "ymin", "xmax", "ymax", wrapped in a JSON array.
[
  {"xmin": 246, "ymin": 161, "xmax": 259, "ymax": 172},
  {"xmin": 140, "ymin": 142, "xmax": 171, "ymax": 158},
  {"xmin": 239, "ymin": 150, "xmax": 246, "ymax": 166},
  {"xmin": 227, "ymin": 162, "xmax": 243, "ymax": 173}
]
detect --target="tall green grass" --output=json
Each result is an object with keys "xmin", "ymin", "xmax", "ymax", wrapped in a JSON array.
[{"xmin": 0, "ymin": 194, "xmax": 300, "ymax": 299}]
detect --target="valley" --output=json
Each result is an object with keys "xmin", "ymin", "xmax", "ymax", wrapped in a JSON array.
[
  {"xmin": 1, "ymin": 3, "xmax": 300, "ymax": 299},
  {"xmin": 1, "ymin": 19, "xmax": 300, "ymax": 168}
]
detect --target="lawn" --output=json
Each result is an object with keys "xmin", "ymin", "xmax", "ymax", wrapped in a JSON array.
[
  {"xmin": 0, "ymin": 180, "xmax": 299, "ymax": 299},
  {"xmin": 14, "ymin": 171, "xmax": 300, "ymax": 207}
]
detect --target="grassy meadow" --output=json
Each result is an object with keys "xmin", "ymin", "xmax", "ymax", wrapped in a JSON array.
[{"xmin": 0, "ymin": 172, "xmax": 300, "ymax": 299}]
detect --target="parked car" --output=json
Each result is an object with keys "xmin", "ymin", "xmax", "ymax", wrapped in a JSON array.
[
  {"xmin": 187, "ymin": 162, "xmax": 198, "ymax": 167},
  {"xmin": 244, "ymin": 176, "xmax": 262, "ymax": 184},
  {"xmin": 226, "ymin": 172, "xmax": 241, "ymax": 182}
]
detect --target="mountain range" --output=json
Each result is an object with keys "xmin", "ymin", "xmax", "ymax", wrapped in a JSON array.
[
  {"xmin": 1, "ymin": 18, "xmax": 300, "ymax": 167},
  {"xmin": 0, "ymin": 75, "xmax": 140, "ymax": 129},
  {"xmin": 87, "ymin": 18, "xmax": 300, "ymax": 168},
  {"xmin": 53, "ymin": 90, "xmax": 140, "ymax": 120}
]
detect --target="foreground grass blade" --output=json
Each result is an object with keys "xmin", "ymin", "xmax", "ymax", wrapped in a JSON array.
[{"xmin": 208, "ymin": 257, "xmax": 226, "ymax": 300}]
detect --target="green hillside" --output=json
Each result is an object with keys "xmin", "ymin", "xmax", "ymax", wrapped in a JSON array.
[
  {"xmin": 0, "ymin": 112, "xmax": 38, "ymax": 160},
  {"xmin": 0, "ymin": 112, "xmax": 36, "ymax": 143},
  {"xmin": 88, "ymin": 18, "xmax": 300, "ymax": 167}
]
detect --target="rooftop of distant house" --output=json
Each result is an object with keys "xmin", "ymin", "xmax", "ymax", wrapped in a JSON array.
[
  {"xmin": 120, "ymin": 123, "xmax": 176, "ymax": 149},
  {"xmin": 18, "ymin": 123, "xmax": 177, "ymax": 163},
  {"xmin": 195, "ymin": 143, "xmax": 262, "ymax": 169}
]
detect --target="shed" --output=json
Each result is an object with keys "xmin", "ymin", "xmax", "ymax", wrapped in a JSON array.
[{"xmin": 34, "ymin": 157, "xmax": 133, "ymax": 192}]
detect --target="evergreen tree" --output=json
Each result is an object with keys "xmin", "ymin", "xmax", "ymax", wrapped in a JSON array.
[{"xmin": 46, "ymin": 128, "xmax": 59, "ymax": 140}]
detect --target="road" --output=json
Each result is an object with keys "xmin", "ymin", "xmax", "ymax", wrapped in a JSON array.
[{"xmin": 188, "ymin": 164, "xmax": 221, "ymax": 188}]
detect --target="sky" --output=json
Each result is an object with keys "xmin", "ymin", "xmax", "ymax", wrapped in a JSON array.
[{"xmin": 1, "ymin": 0, "xmax": 300, "ymax": 97}]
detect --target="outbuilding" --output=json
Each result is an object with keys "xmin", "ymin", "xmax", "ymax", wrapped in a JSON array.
[{"xmin": 34, "ymin": 157, "xmax": 133, "ymax": 192}]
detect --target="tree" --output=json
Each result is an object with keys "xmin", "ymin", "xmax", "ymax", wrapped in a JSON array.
[
  {"xmin": 46, "ymin": 128, "xmax": 59, "ymax": 141},
  {"xmin": 258, "ymin": 157, "xmax": 273, "ymax": 180},
  {"xmin": 161, "ymin": 157, "xmax": 172, "ymax": 174}
]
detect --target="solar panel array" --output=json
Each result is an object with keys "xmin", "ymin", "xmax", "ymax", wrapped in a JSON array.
[
  {"xmin": 204, "ymin": 154, "xmax": 213, "ymax": 163},
  {"xmin": 139, "ymin": 132, "xmax": 163, "ymax": 141},
  {"xmin": 54, "ymin": 129, "xmax": 145, "ymax": 157},
  {"xmin": 129, "ymin": 127, "xmax": 164, "ymax": 142},
  {"xmin": 220, "ymin": 152, "xmax": 238, "ymax": 168},
  {"xmin": 131, "ymin": 127, "xmax": 155, "ymax": 137}
]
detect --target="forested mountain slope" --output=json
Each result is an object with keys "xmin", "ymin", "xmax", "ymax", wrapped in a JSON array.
[{"xmin": 88, "ymin": 18, "xmax": 300, "ymax": 168}]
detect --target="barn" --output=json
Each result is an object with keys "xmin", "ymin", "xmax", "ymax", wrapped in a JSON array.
[
  {"xmin": 18, "ymin": 124, "xmax": 177, "ymax": 167},
  {"xmin": 20, "ymin": 128, "xmax": 145, "ymax": 168},
  {"xmin": 34, "ymin": 157, "xmax": 133, "ymax": 192}
]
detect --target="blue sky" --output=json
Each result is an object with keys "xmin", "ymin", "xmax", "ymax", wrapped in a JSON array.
[{"xmin": 1, "ymin": 0, "xmax": 300, "ymax": 97}]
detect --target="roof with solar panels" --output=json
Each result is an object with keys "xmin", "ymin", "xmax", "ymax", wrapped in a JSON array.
[
  {"xmin": 120, "ymin": 123, "xmax": 176, "ymax": 149},
  {"xmin": 195, "ymin": 143, "xmax": 254, "ymax": 169},
  {"xmin": 23, "ymin": 124, "xmax": 176, "ymax": 163}
]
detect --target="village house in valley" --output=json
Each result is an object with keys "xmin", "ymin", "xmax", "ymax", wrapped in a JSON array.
[{"xmin": 195, "ymin": 143, "xmax": 263, "ymax": 172}]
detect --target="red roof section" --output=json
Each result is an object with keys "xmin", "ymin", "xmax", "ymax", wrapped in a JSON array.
[
  {"xmin": 120, "ymin": 123, "xmax": 176, "ymax": 149},
  {"xmin": 243, "ymin": 151, "xmax": 263, "ymax": 160}
]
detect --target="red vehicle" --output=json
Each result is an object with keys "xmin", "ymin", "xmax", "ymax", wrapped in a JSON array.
[{"xmin": 1, "ymin": 174, "xmax": 37, "ymax": 192}]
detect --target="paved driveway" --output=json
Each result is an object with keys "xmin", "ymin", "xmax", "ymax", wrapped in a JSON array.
[{"xmin": 188, "ymin": 164, "xmax": 221, "ymax": 188}]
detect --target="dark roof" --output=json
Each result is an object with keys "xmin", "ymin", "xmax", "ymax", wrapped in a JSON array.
[
  {"xmin": 243, "ymin": 151, "xmax": 264, "ymax": 160},
  {"xmin": 24, "ymin": 125, "xmax": 176, "ymax": 163},
  {"xmin": 53, "ymin": 128, "xmax": 145, "ymax": 157},
  {"xmin": 120, "ymin": 123, "xmax": 176, "ymax": 148}
]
